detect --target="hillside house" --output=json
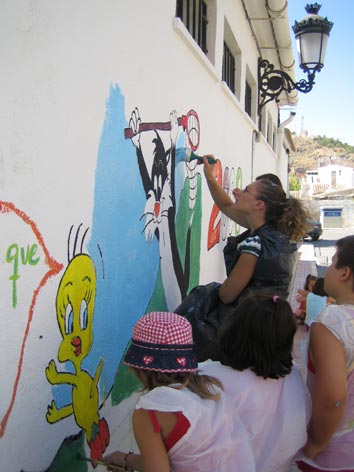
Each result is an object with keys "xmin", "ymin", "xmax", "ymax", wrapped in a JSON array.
[{"xmin": 306, "ymin": 163, "xmax": 354, "ymax": 194}]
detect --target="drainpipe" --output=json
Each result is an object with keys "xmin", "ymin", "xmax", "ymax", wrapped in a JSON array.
[{"xmin": 277, "ymin": 111, "xmax": 296, "ymax": 193}]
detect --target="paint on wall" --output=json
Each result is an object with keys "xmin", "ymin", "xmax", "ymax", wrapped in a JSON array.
[
  {"xmin": 43, "ymin": 85, "xmax": 206, "ymax": 470},
  {"xmin": 47, "ymin": 431, "xmax": 88, "ymax": 472},
  {"xmin": 125, "ymin": 107, "xmax": 202, "ymax": 309},
  {"xmin": 85, "ymin": 86, "xmax": 203, "ymax": 405},
  {"xmin": 7, "ymin": 82, "xmax": 247, "ymax": 471},
  {"xmin": 86, "ymin": 86, "xmax": 161, "ymax": 408},
  {"xmin": 0, "ymin": 201, "xmax": 63, "ymax": 438},
  {"xmin": 45, "ymin": 238, "xmax": 110, "ymax": 463},
  {"xmin": 207, "ymin": 164, "xmax": 242, "ymax": 249}
]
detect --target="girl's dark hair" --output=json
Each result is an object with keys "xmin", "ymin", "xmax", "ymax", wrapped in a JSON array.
[
  {"xmin": 335, "ymin": 235, "xmax": 354, "ymax": 290},
  {"xmin": 335, "ymin": 235, "xmax": 354, "ymax": 272},
  {"xmin": 304, "ymin": 274, "xmax": 317, "ymax": 291},
  {"xmin": 255, "ymin": 179, "xmax": 310, "ymax": 241},
  {"xmin": 219, "ymin": 291, "xmax": 297, "ymax": 379},
  {"xmin": 312, "ymin": 277, "xmax": 327, "ymax": 296},
  {"xmin": 132, "ymin": 369, "xmax": 223, "ymax": 400}
]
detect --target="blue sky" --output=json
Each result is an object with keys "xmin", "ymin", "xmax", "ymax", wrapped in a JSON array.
[{"xmin": 283, "ymin": 1, "xmax": 353, "ymax": 145}]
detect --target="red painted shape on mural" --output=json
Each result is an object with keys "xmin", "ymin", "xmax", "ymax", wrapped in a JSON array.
[
  {"xmin": 89, "ymin": 417, "xmax": 110, "ymax": 465},
  {"xmin": 207, "ymin": 161, "xmax": 223, "ymax": 250},
  {"xmin": 124, "ymin": 109, "xmax": 200, "ymax": 151},
  {"xmin": 0, "ymin": 201, "xmax": 64, "ymax": 438}
]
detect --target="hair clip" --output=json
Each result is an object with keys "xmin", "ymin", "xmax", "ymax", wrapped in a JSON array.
[{"xmin": 272, "ymin": 295, "xmax": 280, "ymax": 303}]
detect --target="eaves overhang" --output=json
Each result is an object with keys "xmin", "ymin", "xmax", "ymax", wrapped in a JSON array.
[{"xmin": 243, "ymin": 0, "xmax": 298, "ymax": 107}]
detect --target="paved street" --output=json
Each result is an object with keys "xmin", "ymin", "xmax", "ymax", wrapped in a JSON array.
[{"xmin": 302, "ymin": 226, "xmax": 354, "ymax": 277}]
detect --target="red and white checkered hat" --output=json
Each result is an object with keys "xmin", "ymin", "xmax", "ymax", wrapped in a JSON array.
[{"xmin": 124, "ymin": 312, "xmax": 197, "ymax": 373}]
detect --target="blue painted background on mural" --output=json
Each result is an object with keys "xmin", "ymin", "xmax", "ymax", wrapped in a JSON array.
[{"xmin": 85, "ymin": 85, "xmax": 160, "ymax": 397}]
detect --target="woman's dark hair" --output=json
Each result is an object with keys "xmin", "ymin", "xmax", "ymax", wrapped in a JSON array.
[
  {"xmin": 256, "ymin": 173, "xmax": 282, "ymax": 188},
  {"xmin": 312, "ymin": 277, "xmax": 327, "ymax": 297},
  {"xmin": 219, "ymin": 291, "xmax": 297, "ymax": 379},
  {"xmin": 255, "ymin": 179, "xmax": 310, "ymax": 241},
  {"xmin": 304, "ymin": 274, "xmax": 317, "ymax": 291}
]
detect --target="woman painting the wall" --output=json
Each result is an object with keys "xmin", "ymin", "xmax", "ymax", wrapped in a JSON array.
[{"xmin": 176, "ymin": 157, "xmax": 309, "ymax": 361}]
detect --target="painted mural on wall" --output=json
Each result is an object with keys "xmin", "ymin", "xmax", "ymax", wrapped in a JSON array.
[
  {"xmin": 90, "ymin": 88, "xmax": 206, "ymax": 387},
  {"xmin": 45, "ymin": 226, "xmax": 109, "ymax": 464},
  {"xmin": 0, "ymin": 84, "xmax": 243, "ymax": 471},
  {"xmin": 207, "ymin": 163, "xmax": 242, "ymax": 250},
  {"xmin": 28, "ymin": 87, "xmax": 205, "ymax": 470},
  {"xmin": 0, "ymin": 201, "xmax": 63, "ymax": 439},
  {"xmin": 124, "ymin": 107, "xmax": 202, "ymax": 310}
]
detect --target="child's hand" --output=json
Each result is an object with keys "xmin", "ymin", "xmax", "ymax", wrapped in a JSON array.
[
  {"xmin": 101, "ymin": 450, "xmax": 127, "ymax": 470},
  {"xmin": 295, "ymin": 293, "xmax": 305, "ymax": 303},
  {"xmin": 294, "ymin": 308, "xmax": 305, "ymax": 321}
]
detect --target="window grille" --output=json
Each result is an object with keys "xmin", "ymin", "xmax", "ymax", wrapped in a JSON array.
[
  {"xmin": 176, "ymin": 0, "xmax": 208, "ymax": 54},
  {"xmin": 222, "ymin": 42, "xmax": 235, "ymax": 93},
  {"xmin": 245, "ymin": 80, "xmax": 252, "ymax": 117}
]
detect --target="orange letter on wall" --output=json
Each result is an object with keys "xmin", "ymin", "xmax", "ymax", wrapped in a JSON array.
[{"xmin": 207, "ymin": 161, "xmax": 223, "ymax": 250}]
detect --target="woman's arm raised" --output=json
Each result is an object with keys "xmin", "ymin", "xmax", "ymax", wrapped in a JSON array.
[{"xmin": 203, "ymin": 156, "xmax": 247, "ymax": 226}]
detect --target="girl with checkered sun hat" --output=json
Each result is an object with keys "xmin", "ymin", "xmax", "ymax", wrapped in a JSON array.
[{"xmin": 101, "ymin": 311, "xmax": 253, "ymax": 471}]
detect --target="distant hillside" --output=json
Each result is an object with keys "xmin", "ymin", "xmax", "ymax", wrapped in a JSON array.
[{"xmin": 290, "ymin": 133, "xmax": 354, "ymax": 175}]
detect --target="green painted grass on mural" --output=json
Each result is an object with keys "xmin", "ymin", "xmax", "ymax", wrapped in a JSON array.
[
  {"xmin": 176, "ymin": 175, "xmax": 202, "ymax": 293},
  {"xmin": 111, "ymin": 348, "xmax": 142, "ymax": 406},
  {"xmin": 45, "ymin": 431, "xmax": 87, "ymax": 472},
  {"xmin": 146, "ymin": 264, "xmax": 168, "ymax": 312}
]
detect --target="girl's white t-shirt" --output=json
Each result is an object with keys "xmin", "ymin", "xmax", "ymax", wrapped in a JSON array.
[
  {"xmin": 199, "ymin": 361, "xmax": 311, "ymax": 472},
  {"xmin": 136, "ymin": 382, "xmax": 254, "ymax": 471}
]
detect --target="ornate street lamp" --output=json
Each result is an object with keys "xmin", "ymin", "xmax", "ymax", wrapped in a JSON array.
[{"xmin": 258, "ymin": 3, "xmax": 333, "ymax": 112}]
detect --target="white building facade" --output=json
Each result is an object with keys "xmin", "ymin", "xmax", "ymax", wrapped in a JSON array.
[
  {"xmin": 0, "ymin": 1, "xmax": 297, "ymax": 470},
  {"xmin": 307, "ymin": 164, "xmax": 354, "ymax": 190}
]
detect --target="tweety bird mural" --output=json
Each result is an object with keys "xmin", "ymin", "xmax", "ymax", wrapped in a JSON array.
[{"xmin": 45, "ymin": 235, "xmax": 109, "ymax": 464}]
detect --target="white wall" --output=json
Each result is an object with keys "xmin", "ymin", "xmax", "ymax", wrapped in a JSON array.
[
  {"xmin": 0, "ymin": 1, "xmax": 285, "ymax": 470},
  {"xmin": 307, "ymin": 165, "xmax": 354, "ymax": 189},
  {"xmin": 318, "ymin": 165, "xmax": 354, "ymax": 188}
]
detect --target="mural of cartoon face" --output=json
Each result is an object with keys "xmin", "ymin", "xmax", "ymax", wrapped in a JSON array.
[
  {"xmin": 143, "ymin": 133, "xmax": 173, "ymax": 237},
  {"xmin": 55, "ymin": 254, "xmax": 95, "ymax": 368}
]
